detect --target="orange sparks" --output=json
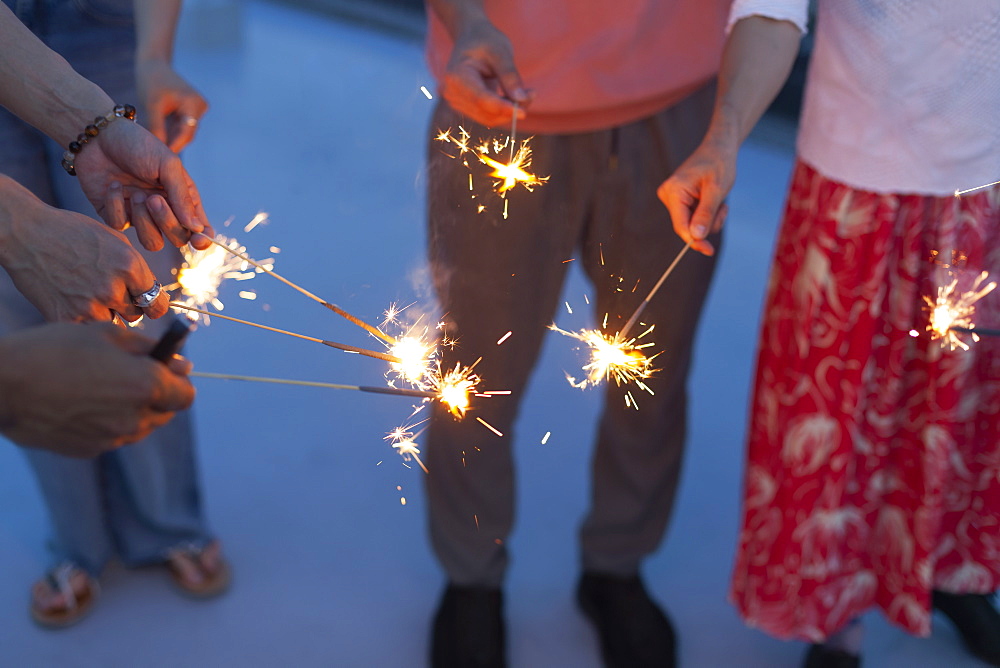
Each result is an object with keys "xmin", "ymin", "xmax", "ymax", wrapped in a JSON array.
[
  {"xmin": 550, "ymin": 325, "xmax": 657, "ymax": 394},
  {"xmin": 924, "ymin": 269, "xmax": 997, "ymax": 350}
]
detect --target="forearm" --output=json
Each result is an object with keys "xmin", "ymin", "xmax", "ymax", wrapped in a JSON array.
[
  {"xmin": 0, "ymin": 5, "xmax": 114, "ymax": 146},
  {"xmin": 704, "ymin": 16, "xmax": 803, "ymax": 151},
  {"xmin": 427, "ymin": 0, "xmax": 489, "ymax": 38},
  {"xmin": 134, "ymin": 0, "xmax": 183, "ymax": 64},
  {"xmin": 0, "ymin": 174, "xmax": 40, "ymax": 269}
]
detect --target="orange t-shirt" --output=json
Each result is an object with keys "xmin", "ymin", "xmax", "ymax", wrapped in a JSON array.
[{"xmin": 426, "ymin": 0, "xmax": 730, "ymax": 134}]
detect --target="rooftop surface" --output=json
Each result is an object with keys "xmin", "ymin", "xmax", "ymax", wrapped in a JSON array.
[{"xmin": 0, "ymin": 2, "xmax": 986, "ymax": 666}]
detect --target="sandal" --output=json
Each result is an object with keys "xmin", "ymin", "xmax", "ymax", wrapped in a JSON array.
[
  {"xmin": 29, "ymin": 562, "xmax": 100, "ymax": 629},
  {"xmin": 165, "ymin": 540, "xmax": 231, "ymax": 599}
]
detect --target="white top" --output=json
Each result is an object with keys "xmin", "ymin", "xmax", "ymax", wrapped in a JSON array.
[{"xmin": 730, "ymin": 0, "xmax": 1000, "ymax": 196}]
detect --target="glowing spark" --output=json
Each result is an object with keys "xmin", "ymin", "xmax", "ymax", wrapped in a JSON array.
[
  {"xmin": 478, "ymin": 142, "xmax": 548, "ymax": 194},
  {"xmin": 496, "ymin": 331, "xmax": 512, "ymax": 345},
  {"xmin": 434, "ymin": 362, "xmax": 481, "ymax": 417},
  {"xmin": 541, "ymin": 431, "xmax": 551, "ymax": 444},
  {"xmin": 171, "ymin": 234, "xmax": 271, "ymax": 322},
  {"xmin": 389, "ymin": 335, "xmax": 437, "ymax": 385},
  {"xmin": 420, "ymin": 85, "xmax": 433, "ymax": 100},
  {"xmin": 434, "ymin": 125, "xmax": 549, "ymax": 210},
  {"xmin": 551, "ymin": 325, "xmax": 657, "ymax": 392},
  {"xmin": 385, "ymin": 424, "xmax": 428, "ymax": 473},
  {"xmin": 476, "ymin": 417, "xmax": 503, "ymax": 437},
  {"xmin": 565, "ymin": 302, "xmax": 573, "ymax": 314},
  {"xmin": 243, "ymin": 211, "xmax": 269, "ymax": 233},
  {"xmin": 924, "ymin": 269, "xmax": 997, "ymax": 350},
  {"xmin": 239, "ymin": 291, "xmax": 257, "ymax": 300}
]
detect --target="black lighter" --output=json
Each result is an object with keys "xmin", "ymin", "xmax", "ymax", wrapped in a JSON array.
[{"xmin": 149, "ymin": 318, "xmax": 194, "ymax": 363}]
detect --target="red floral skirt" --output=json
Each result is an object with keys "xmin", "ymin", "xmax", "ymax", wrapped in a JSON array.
[{"xmin": 730, "ymin": 160, "xmax": 1000, "ymax": 641}]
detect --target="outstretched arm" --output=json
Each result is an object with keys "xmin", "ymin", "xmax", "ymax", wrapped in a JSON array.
[
  {"xmin": 428, "ymin": 0, "xmax": 532, "ymax": 127},
  {"xmin": 658, "ymin": 14, "xmax": 804, "ymax": 256}
]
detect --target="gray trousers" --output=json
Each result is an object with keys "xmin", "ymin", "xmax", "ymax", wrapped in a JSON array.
[
  {"xmin": 0, "ymin": 0, "xmax": 212, "ymax": 576},
  {"xmin": 424, "ymin": 81, "xmax": 720, "ymax": 586}
]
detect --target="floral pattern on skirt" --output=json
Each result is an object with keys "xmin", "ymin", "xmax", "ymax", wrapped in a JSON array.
[{"xmin": 730, "ymin": 160, "xmax": 1000, "ymax": 641}]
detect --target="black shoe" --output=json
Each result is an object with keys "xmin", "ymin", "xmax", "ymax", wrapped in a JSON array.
[
  {"xmin": 802, "ymin": 644, "xmax": 860, "ymax": 668},
  {"xmin": 431, "ymin": 584, "xmax": 505, "ymax": 668},
  {"xmin": 576, "ymin": 572, "xmax": 676, "ymax": 668},
  {"xmin": 932, "ymin": 590, "xmax": 1000, "ymax": 666}
]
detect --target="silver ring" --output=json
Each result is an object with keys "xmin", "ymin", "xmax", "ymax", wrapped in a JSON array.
[
  {"xmin": 181, "ymin": 115, "xmax": 199, "ymax": 127},
  {"xmin": 131, "ymin": 281, "xmax": 162, "ymax": 308}
]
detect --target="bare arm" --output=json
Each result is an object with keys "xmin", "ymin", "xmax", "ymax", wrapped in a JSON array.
[
  {"xmin": 657, "ymin": 15, "xmax": 803, "ymax": 256},
  {"xmin": 134, "ymin": 0, "xmax": 208, "ymax": 151},
  {"xmin": 0, "ymin": 3, "xmax": 213, "ymax": 249},
  {"xmin": 0, "ymin": 4, "xmax": 113, "ymax": 146},
  {"xmin": 0, "ymin": 174, "xmax": 170, "ymax": 321},
  {"xmin": 427, "ymin": 0, "xmax": 531, "ymax": 127}
]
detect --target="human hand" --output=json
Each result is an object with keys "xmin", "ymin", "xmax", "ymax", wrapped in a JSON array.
[
  {"xmin": 442, "ymin": 17, "xmax": 533, "ymax": 127},
  {"xmin": 74, "ymin": 117, "xmax": 214, "ymax": 252},
  {"xmin": 0, "ymin": 322, "xmax": 195, "ymax": 457},
  {"xmin": 136, "ymin": 59, "xmax": 209, "ymax": 153},
  {"xmin": 657, "ymin": 135, "xmax": 736, "ymax": 256},
  {"xmin": 0, "ymin": 182, "xmax": 169, "ymax": 322}
]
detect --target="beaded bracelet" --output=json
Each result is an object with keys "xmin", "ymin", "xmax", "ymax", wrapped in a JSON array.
[{"xmin": 61, "ymin": 104, "xmax": 137, "ymax": 176}]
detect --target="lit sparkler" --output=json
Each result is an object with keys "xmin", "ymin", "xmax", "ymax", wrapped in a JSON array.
[
  {"xmin": 550, "ymin": 325, "xmax": 657, "ymax": 395},
  {"xmin": 924, "ymin": 269, "xmax": 997, "ymax": 350},
  {"xmin": 385, "ymin": 422, "xmax": 429, "ymax": 473},
  {"xmin": 170, "ymin": 303, "xmax": 402, "ymax": 364},
  {"xmin": 190, "ymin": 371, "xmax": 436, "ymax": 398},
  {"xmin": 434, "ymin": 108, "xmax": 548, "ymax": 211},
  {"xmin": 169, "ymin": 234, "xmax": 271, "ymax": 322},
  {"xmin": 206, "ymin": 237, "xmax": 395, "ymax": 345}
]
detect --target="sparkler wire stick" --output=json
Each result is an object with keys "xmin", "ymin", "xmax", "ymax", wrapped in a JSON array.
[
  {"xmin": 950, "ymin": 326, "xmax": 1000, "ymax": 338},
  {"xmin": 619, "ymin": 243, "xmax": 692, "ymax": 337},
  {"xmin": 509, "ymin": 101, "xmax": 518, "ymax": 163},
  {"xmin": 955, "ymin": 180, "xmax": 1000, "ymax": 197},
  {"xmin": 206, "ymin": 238, "xmax": 395, "ymax": 345},
  {"xmin": 169, "ymin": 303, "xmax": 402, "ymax": 364},
  {"xmin": 190, "ymin": 371, "xmax": 436, "ymax": 398}
]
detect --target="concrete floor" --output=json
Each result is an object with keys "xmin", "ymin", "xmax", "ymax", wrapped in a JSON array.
[{"xmin": 0, "ymin": 2, "xmax": 988, "ymax": 666}]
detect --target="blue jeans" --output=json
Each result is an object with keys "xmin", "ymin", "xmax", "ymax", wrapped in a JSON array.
[{"xmin": 0, "ymin": 0, "xmax": 213, "ymax": 576}]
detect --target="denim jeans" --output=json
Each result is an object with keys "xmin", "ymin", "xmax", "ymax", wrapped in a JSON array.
[{"xmin": 0, "ymin": 0, "xmax": 213, "ymax": 575}]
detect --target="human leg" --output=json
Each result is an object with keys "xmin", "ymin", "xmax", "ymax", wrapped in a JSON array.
[
  {"xmin": 574, "ymin": 82, "xmax": 718, "ymax": 668},
  {"xmin": 579, "ymin": 81, "xmax": 718, "ymax": 575},
  {"xmin": 424, "ymin": 102, "xmax": 602, "ymax": 665}
]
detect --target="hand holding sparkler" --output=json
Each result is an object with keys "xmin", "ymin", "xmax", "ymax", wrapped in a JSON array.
[
  {"xmin": 435, "ymin": 2, "xmax": 532, "ymax": 127},
  {"xmin": 657, "ymin": 140, "xmax": 733, "ymax": 257},
  {"xmin": 0, "ymin": 175, "xmax": 169, "ymax": 322}
]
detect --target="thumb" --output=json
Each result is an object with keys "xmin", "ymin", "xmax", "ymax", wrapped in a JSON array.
[{"xmin": 493, "ymin": 57, "xmax": 529, "ymax": 106}]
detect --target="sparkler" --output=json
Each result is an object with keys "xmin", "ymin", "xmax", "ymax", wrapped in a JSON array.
[
  {"xmin": 924, "ymin": 269, "xmax": 997, "ymax": 350},
  {"xmin": 620, "ymin": 243, "xmax": 691, "ymax": 338},
  {"xmin": 206, "ymin": 237, "xmax": 395, "ymax": 345},
  {"xmin": 169, "ymin": 234, "xmax": 270, "ymax": 322},
  {"xmin": 550, "ymin": 324, "xmax": 656, "ymax": 395},
  {"xmin": 170, "ymin": 303, "xmax": 402, "ymax": 364},
  {"xmin": 434, "ymin": 106, "xmax": 548, "ymax": 211},
  {"xmin": 190, "ymin": 372, "xmax": 436, "ymax": 398}
]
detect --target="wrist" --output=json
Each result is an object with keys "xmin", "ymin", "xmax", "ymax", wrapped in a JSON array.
[
  {"xmin": 45, "ymin": 72, "xmax": 116, "ymax": 147},
  {"xmin": 0, "ymin": 175, "xmax": 37, "ymax": 268}
]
